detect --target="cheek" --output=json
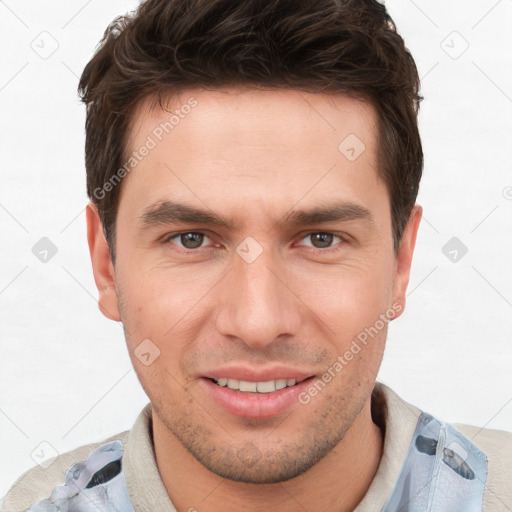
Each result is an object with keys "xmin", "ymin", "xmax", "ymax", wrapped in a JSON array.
[
  {"xmin": 304, "ymin": 258, "xmax": 393, "ymax": 318},
  {"xmin": 117, "ymin": 259, "xmax": 181, "ymax": 320},
  {"xmin": 116, "ymin": 265, "xmax": 209, "ymax": 374},
  {"xmin": 305, "ymin": 263, "xmax": 394, "ymax": 361}
]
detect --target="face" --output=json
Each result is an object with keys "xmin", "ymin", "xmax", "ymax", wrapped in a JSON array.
[{"xmin": 87, "ymin": 86, "xmax": 421, "ymax": 484}]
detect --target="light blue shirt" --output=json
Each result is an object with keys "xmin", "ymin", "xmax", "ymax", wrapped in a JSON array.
[{"xmin": 26, "ymin": 411, "xmax": 488, "ymax": 512}]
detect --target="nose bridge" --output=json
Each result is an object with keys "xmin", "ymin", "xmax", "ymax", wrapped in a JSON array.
[{"xmin": 215, "ymin": 239, "xmax": 300, "ymax": 348}]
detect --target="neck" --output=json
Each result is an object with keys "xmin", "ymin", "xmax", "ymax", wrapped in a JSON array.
[{"xmin": 153, "ymin": 395, "xmax": 383, "ymax": 512}]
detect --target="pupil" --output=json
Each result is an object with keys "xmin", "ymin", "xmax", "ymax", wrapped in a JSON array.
[
  {"xmin": 182, "ymin": 233, "xmax": 203, "ymax": 249},
  {"xmin": 312, "ymin": 233, "xmax": 332, "ymax": 248}
]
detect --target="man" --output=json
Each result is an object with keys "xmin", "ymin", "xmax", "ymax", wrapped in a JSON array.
[{"xmin": 3, "ymin": 0, "xmax": 511, "ymax": 510}]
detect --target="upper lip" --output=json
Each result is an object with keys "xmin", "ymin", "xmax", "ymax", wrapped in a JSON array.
[{"xmin": 202, "ymin": 365, "xmax": 314, "ymax": 383}]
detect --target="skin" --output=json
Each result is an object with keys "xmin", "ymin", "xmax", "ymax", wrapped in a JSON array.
[{"xmin": 87, "ymin": 86, "xmax": 422, "ymax": 512}]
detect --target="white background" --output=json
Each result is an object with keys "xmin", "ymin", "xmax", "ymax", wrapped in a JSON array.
[{"xmin": 1, "ymin": 0, "xmax": 511, "ymax": 499}]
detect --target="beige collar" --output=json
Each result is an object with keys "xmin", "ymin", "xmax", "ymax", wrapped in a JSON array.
[{"xmin": 123, "ymin": 381, "xmax": 421, "ymax": 511}]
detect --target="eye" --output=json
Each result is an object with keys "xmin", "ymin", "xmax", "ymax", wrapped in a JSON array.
[
  {"xmin": 163, "ymin": 231, "xmax": 214, "ymax": 250},
  {"xmin": 161, "ymin": 230, "xmax": 349, "ymax": 253},
  {"xmin": 296, "ymin": 232, "xmax": 347, "ymax": 252}
]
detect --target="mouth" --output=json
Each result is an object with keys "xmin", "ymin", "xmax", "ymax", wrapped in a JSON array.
[
  {"xmin": 208, "ymin": 377, "xmax": 308, "ymax": 393},
  {"xmin": 200, "ymin": 374, "xmax": 316, "ymax": 419}
]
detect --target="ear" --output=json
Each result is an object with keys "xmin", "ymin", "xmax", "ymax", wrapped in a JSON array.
[
  {"xmin": 391, "ymin": 205, "xmax": 422, "ymax": 318},
  {"xmin": 86, "ymin": 202, "xmax": 121, "ymax": 322}
]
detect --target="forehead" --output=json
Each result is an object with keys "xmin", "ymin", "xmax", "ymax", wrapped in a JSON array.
[
  {"xmin": 118, "ymin": 86, "xmax": 385, "ymax": 227},
  {"xmin": 127, "ymin": 86, "xmax": 378, "ymax": 151}
]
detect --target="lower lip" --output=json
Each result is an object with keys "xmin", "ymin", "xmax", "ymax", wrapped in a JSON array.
[{"xmin": 200, "ymin": 377, "xmax": 314, "ymax": 419}]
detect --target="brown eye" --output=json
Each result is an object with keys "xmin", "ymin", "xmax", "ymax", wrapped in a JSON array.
[
  {"xmin": 309, "ymin": 233, "xmax": 335, "ymax": 249},
  {"xmin": 297, "ymin": 232, "xmax": 344, "ymax": 251},
  {"xmin": 165, "ymin": 232, "xmax": 211, "ymax": 250},
  {"xmin": 180, "ymin": 233, "xmax": 204, "ymax": 249}
]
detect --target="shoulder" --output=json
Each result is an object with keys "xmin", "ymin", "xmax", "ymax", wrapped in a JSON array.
[
  {"xmin": 452, "ymin": 422, "xmax": 512, "ymax": 510},
  {"xmin": 453, "ymin": 421, "xmax": 512, "ymax": 453},
  {"xmin": 1, "ymin": 430, "xmax": 129, "ymax": 512},
  {"xmin": 373, "ymin": 383, "xmax": 512, "ymax": 509}
]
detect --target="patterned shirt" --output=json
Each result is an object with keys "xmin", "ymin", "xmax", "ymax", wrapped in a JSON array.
[{"xmin": 4, "ymin": 382, "xmax": 510, "ymax": 512}]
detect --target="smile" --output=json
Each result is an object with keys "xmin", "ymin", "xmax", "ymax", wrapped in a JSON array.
[
  {"xmin": 211, "ymin": 377, "xmax": 302, "ymax": 393},
  {"xmin": 201, "ymin": 375, "xmax": 315, "ymax": 418}
]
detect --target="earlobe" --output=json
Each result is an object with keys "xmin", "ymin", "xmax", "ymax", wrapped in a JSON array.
[
  {"xmin": 86, "ymin": 202, "xmax": 121, "ymax": 322},
  {"xmin": 391, "ymin": 205, "xmax": 423, "ymax": 317}
]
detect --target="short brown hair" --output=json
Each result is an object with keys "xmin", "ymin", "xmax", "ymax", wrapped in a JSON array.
[{"xmin": 79, "ymin": 0, "xmax": 423, "ymax": 266}]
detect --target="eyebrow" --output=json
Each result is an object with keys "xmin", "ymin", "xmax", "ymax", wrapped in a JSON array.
[{"xmin": 138, "ymin": 199, "xmax": 374, "ymax": 231}]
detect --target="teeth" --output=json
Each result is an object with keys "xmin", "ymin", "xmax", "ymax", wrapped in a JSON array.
[
  {"xmin": 257, "ymin": 380, "xmax": 276, "ymax": 393},
  {"xmin": 275, "ymin": 379, "xmax": 287, "ymax": 390},
  {"xmin": 213, "ymin": 378, "xmax": 299, "ymax": 393},
  {"xmin": 239, "ymin": 380, "xmax": 257, "ymax": 392},
  {"xmin": 227, "ymin": 378, "xmax": 239, "ymax": 390}
]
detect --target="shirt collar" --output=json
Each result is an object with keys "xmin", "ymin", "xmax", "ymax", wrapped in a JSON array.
[{"xmin": 122, "ymin": 381, "xmax": 422, "ymax": 511}]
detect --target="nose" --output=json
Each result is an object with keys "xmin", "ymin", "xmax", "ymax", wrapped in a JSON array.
[{"xmin": 214, "ymin": 241, "xmax": 302, "ymax": 349}]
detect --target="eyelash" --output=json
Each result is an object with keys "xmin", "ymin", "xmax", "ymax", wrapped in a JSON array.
[{"xmin": 161, "ymin": 231, "xmax": 350, "ymax": 254}]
